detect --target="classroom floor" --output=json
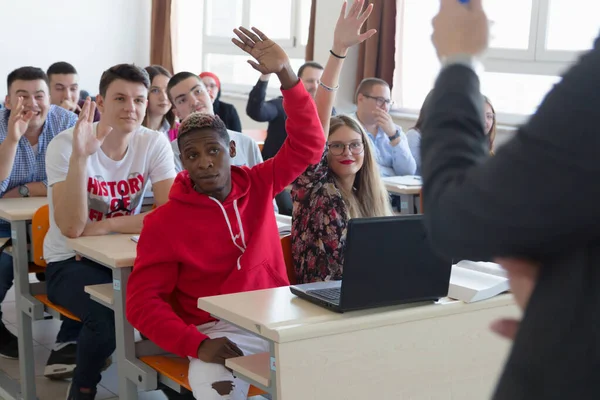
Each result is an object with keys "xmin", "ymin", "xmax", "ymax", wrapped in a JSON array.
[{"xmin": 0, "ymin": 285, "xmax": 169, "ymax": 400}]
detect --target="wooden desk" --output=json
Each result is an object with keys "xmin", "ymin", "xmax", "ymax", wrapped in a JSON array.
[
  {"xmin": 199, "ymin": 288, "xmax": 518, "ymax": 400},
  {"xmin": 66, "ymin": 234, "xmax": 157, "ymax": 400},
  {"xmin": 0, "ymin": 198, "xmax": 47, "ymax": 222},
  {"xmin": 68, "ymin": 234, "xmax": 137, "ymax": 268},
  {"xmin": 0, "ymin": 197, "xmax": 48, "ymax": 400}
]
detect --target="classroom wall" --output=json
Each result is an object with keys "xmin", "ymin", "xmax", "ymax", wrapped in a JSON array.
[{"xmin": 0, "ymin": 0, "xmax": 151, "ymax": 99}]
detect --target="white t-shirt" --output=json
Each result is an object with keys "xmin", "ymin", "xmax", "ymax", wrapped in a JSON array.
[{"xmin": 44, "ymin": 124, "xmax": 176, "ymax": 263}]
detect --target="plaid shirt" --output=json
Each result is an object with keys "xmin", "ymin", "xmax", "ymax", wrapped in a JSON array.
[{"xmin": 0, "ymin": 105, "xmax": 77, "ymax": 226}]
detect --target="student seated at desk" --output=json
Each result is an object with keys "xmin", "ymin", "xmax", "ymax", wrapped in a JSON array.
[
  {"xmin": 47, "ymin": 62, "xmax": 101, "ymax": 121},
  {"xmin": 0, "ymin": 66, "xmax": 78, "ymax": 360},
  {"xmin": 166, "ymin": 72, "xmax": 262, "ymax": 174},
  {"xmin": 407, "ymin": 92, "xmax": 497, "ymax": 174},
  {"xmin": 142, "ymin": 65, "xmax": 176, "ymax": 138},
  {"xmin": 44, "ymin": 64, "xmax": 176, "ymax": 400},
  {"xmin": 406, "ymin": 90, "xmax": 433, "ymax": 176},
  {"xmin": 126, "ymin": 28, "xmax": 325, "ymax": 400},
  {"xmin": 292, "ymin": 0, "xmax": 392, "ymax": 284},
  {"xmin": 351, "ymin": 77, "xmax": 416, "ymax": 177}
]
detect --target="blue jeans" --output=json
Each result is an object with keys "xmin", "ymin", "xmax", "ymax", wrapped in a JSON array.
[
  {"xmin": 0, "ymin": 224, "xmax": 81, "ymax": 341},
  {"xmin": 46, "ymin": 257, "xmax": 115, "ymax": 389},
  {"xmin": 0, "ymin": 224, "xmax": 12, "ymax": 321}
]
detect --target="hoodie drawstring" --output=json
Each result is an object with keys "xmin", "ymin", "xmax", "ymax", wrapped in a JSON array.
[{"xmin": 210, "ymin": 197, "xmax": 247, "ymax": 270}]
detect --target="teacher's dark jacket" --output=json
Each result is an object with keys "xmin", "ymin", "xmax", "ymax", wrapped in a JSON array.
[{"xmin": 421, "ymin": 39, "xmax": 600, "ymax": 399}]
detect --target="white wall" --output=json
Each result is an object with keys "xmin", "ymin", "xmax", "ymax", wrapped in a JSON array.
[{"xmin": 0, "ymin": 0, "xmax": 151, "ymax": 99}]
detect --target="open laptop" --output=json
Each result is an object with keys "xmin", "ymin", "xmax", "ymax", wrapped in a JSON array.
[{"xmin": 290, "ymin": 215, "xmax": 451, "ymax": 313}]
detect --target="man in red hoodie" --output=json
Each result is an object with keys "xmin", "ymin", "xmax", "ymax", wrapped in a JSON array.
[{"xmin": 126, "ymin": 27, "xmax": 325, "ymax": 400}]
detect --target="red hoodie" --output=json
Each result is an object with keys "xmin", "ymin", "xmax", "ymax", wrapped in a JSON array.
[{"xmin": 126, "ymin": 81, "xmax": 325, "ymax": 358}]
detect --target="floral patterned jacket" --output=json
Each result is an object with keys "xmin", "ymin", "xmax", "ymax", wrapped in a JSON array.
[{"xmin": 291, "ymin": 149, "xmax": 348, "ymax": 283}]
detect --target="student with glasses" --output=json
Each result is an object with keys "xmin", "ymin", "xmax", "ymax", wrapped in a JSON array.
[
  {"xmin": 352, "ymin": 78, "xmax": 416, "ymax": 177},
  {"xmin": 292, "ymin": 0, "xmax": 393, "ymax": 284}
]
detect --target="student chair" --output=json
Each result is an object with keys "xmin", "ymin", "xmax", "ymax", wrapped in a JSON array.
[
  {"xmin": 419, "ymin": 188, "xmax": 423, "ymax": 214},
  {"xmin": 139, "ymin": 355, "xmax": 267, "ymax": 397},
  {"xmin": 30, "ymin": 204, "xmax": 81, "ymax": 321},
  {"xmin": 280, "ymin": 234, "xmax": 295, "ymax": 284}
]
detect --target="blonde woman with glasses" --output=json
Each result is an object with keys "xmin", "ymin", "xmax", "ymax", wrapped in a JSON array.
[{"xmin": 292, "ymin": 0, "xmax": 393, "ymax": 284}]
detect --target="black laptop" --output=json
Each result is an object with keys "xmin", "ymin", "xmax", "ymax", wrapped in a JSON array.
[{"xmin": 290, "ymin": 215, "xmax": 451, "ymax": 313}]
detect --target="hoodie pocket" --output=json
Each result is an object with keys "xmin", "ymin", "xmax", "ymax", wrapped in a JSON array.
[{"xmin": 221, "ymin": 259, "xmax": 288, "ymax": 295}]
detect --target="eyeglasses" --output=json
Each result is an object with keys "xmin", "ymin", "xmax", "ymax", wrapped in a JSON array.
[
  {"xmin": 362, "ymin": 94, "xmax": 394, "ymax": 108},
  {"xmin": 327, "ymin": 141, "xmax": 364, "ymax": 156}
]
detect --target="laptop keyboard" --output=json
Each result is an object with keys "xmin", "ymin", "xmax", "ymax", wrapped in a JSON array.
[{"xmin": 307, "ymin": 287, "xmax": 341, "ymax": 304}]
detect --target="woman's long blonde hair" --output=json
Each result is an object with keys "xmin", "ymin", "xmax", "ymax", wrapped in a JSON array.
[
  {"xmin": 327, "ymin": 115, "xmax": 393, "ymax": 219},
  {"xmin": 484, "ymin": 96, "xmax": 497, "ymax": 155}
]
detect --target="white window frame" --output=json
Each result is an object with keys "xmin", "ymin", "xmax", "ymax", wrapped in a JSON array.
[
  {"xmin": 485, "ymin": 0, "xmax": 585, "ymax": 72},
  {"xmin": 393, "ymin": 0, "xmax": 592, "ymax": 125},
  {"xmin": 202, "ymin": 0, "xmax": 308, "ymax": 96}
]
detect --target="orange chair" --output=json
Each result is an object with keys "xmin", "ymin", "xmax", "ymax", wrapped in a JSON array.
[
  {"xmin": 30, "ymin": 205, "xmax": 81, "ymax": 322},
  {"xmin": 257, "ymin": 142, "xmax": 264, "ymax": 152},
  {"xmin": 280, "ymin": 234, "xmax": 295, "ymax": 284},
  {"xmin": 139, "ymin": 355, "xmax": 266, "ymax": 397}
]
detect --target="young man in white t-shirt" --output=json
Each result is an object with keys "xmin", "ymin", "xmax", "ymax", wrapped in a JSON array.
[{"xmin": 43, "ymin": 64, "xmax": 176, "ymax": 400}]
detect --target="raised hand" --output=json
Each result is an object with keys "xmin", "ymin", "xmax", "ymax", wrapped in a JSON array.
[
  {"xmin": 333, "ymin": 0, "xmax": 377, "ymax": 54},
  {"xmin": 72, "ymin": 98, "xmax": 112, "ymax": 158},
  {"xmin": 432, "ymin": 0, "xmax": 489, "ymax": 60},
  {"xmin": 7, "ymin": 97, "xmax": 34, "ymax": 142},
  {"xmin": 232, "ymin": 27, "xmax": 290, "ymax": 75}
]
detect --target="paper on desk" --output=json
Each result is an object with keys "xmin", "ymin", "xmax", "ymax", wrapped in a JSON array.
[
  {"xmin": 382, "ymin": 175, "xmax": 422, "ymax": 186},
  {"xmin": 435, "ymin": 297, "xmax": 461, "ymax": 305},
  {"xmin": 130, "ymin": 235, "xmax": 140, "ymax": 243}
]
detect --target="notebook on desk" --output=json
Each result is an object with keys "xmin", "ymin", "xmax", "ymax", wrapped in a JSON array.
[
  {"xmin": 290, "ymin": 215, "xmax": 452, "ymax": 313},
  {"xmin": 382, "ymin": 175, "xmax": 422, "ymax": 187},
  {"xmin": 448, "ymin": 260, "xmax": 509, "ymax": 303}
]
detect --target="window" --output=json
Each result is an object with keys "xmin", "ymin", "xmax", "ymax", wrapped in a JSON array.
[
  {"xmin": 174, "ymin": 0, "xmax": 311, "ymax": 94},
  {"xmin": 394, "ymin": 0, "xmax": 600, "ymax": 120}
]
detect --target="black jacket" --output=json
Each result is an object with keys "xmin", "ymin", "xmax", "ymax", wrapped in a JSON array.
[
  {"xmin": 213, "ymin": 90, "xmax": 242, "ymax": 132},
  {"xmin": 421, "ymin": 39, "xmax": 600, "ymax": 399},
  {"xmin": 247, "ymin": 79, "xmax": 335, "ymax": 160}
]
